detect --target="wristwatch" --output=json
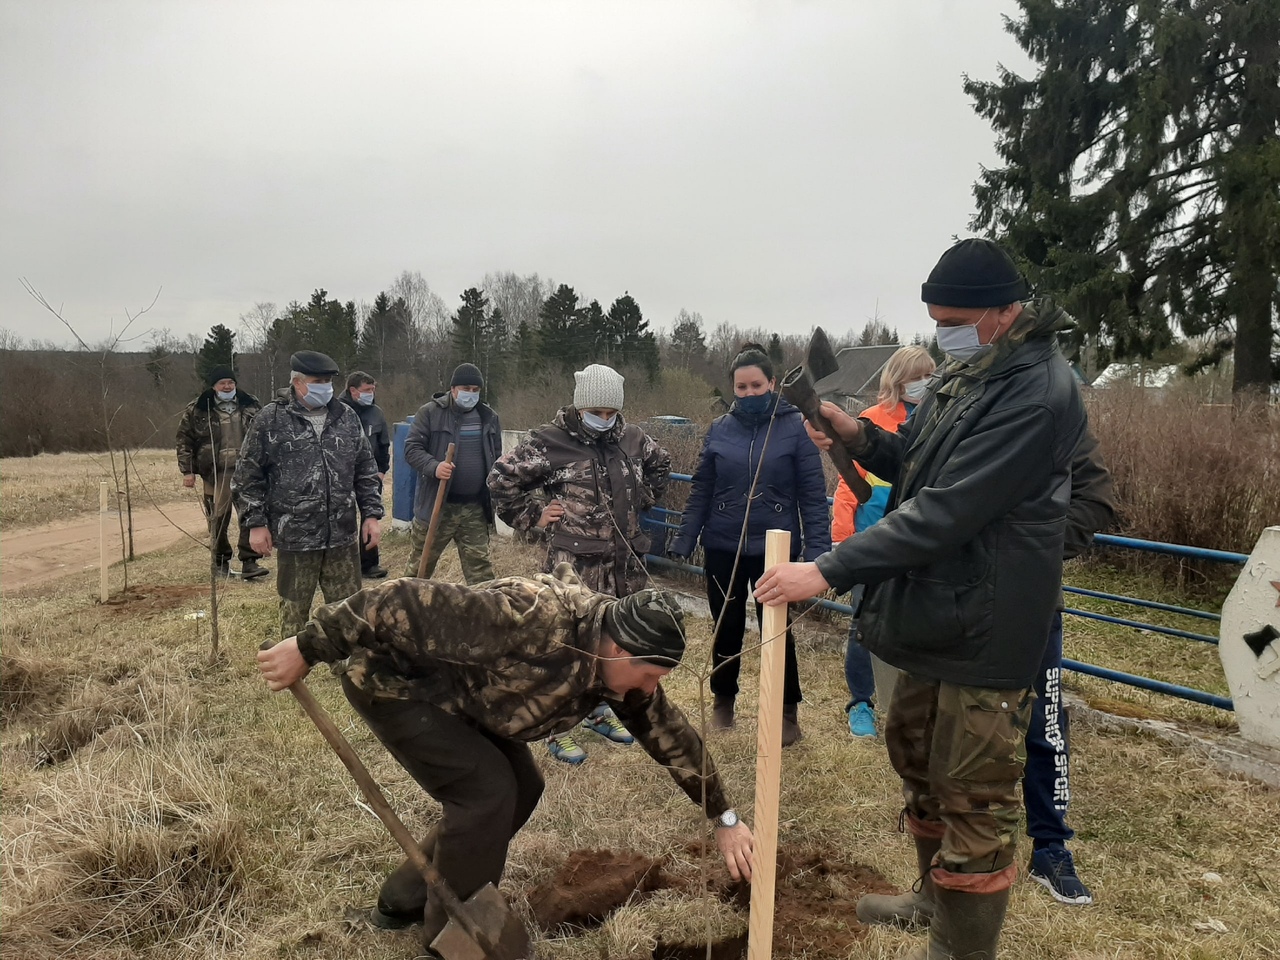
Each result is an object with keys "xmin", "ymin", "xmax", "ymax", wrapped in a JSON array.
[{"xmin": 715, "ymin": 809, "xmax": 739, "ymax": 829}]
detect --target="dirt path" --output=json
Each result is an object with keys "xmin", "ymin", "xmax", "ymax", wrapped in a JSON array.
[{"xmin": 1, "ymin": 501, "xmax": 208, "ymax": 594}]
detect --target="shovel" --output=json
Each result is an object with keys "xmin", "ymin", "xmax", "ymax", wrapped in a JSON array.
[
  {"xmin": 416, "ymin": 442, "xmax": 456, "ymax": 579},
  {"xmin": 263, "ymin": 641, "xmax": 532, "ymax": 960},
  {"xmin": 780, "ymin": 326, "xmax": 874, "ymax": 503}
]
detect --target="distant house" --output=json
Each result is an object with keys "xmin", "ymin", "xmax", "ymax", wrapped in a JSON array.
[
  {"xmin": 812, "ymin": 344, "xmax": 901, "ymax": 412},
  {"xmin": 1090, "ymin": 363, "xmax": 1181, "ymax": 389}
]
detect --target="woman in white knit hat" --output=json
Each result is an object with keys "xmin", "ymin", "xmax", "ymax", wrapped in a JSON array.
[{"xmin": 488, "ymin": 363, "xmax": 672, "ymax": 764}]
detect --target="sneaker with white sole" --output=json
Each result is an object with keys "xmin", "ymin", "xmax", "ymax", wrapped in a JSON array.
[
  {"xmin": 1029, "ymin": 844, "xmax": 1093, "ymax": 905},
  {"xmin": 848, "ymin": 701, "xmax": 876, "ymax": 738},
  {"xmin": 582, "ymin": 704, "xmax": 635, "ymax": 744},
  {"xmin": 548, "ymin": 733, "xmax": 587, "ymax": 765}
]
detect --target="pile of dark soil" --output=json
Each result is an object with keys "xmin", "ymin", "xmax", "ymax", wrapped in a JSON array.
[{"xmin": 526, "ymin": 842, "xmax": 898, "ymax": 959}]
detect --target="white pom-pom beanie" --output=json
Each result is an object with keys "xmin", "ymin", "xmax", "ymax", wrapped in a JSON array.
[{"xmin": 573, "ymin": 364, "xmax": 625, "ymax": 411}]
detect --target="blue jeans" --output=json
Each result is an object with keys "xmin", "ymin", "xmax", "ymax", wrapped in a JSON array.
[
  {"xmin": 1023, "ymin": 611, "xmax": 1074, "ymax": 846},
  {"xmin": 843, "ymin": 584, "xmax": 875, "ymax": 710}
]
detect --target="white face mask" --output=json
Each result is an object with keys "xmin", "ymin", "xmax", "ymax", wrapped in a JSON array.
[
  {"xmin": 215, "ymin": 389, "xmax": 237, "ymax": 402},
  {"xmin": 936, "ymin": 309, "xmax": 992, "ymax": 363},
  {"xmin": 581, "ymin": 411, "xmax": 618, "ymax": 433},
  {"xmin": 355, "ymin": 391, "xmax": 375, "ymax": 406},
  {"xmin": 453, "ymin": 390, "xmax": 480, "ymax": 411},
  {"xmin": 902, "ymin": 378, "xmax": 930, "ymax": 402}
]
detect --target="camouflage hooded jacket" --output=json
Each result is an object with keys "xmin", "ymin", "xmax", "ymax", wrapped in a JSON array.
[
  {"xmin": 294, "ymin": 563, "xmax": 731, "ymax": 817},
  {"xmin": 233, "ymin": 393, "xmax": 384, "ymax": 551},
  {"xmin": 487, "ymin": 407, "xmax": 671, "ymax": 594},
  {"xmin": 175, "ymin": 390, "xmax": 262, "ymax": 480}
]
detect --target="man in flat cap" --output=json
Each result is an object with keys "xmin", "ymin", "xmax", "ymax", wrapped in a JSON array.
[
  {"xmin": 402, "ymin": 361, "xmax": 502, "ymax": 582},
  {"xmin": 756, "ymin": 238, "xmax": 1095, "ymax": 959},
  {"xmin": 176, "ymin": 363, "xmax": 267, "ymax": 579},
  {"xmin": 234, "ymin": 350, "xmax": 384, "ymax": 639},
  {"xmin": 258, "ymin": 563, "xmax": 754, "ymax": 946}
]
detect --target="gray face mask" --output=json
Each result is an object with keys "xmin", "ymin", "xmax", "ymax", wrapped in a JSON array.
[
  {"xmin": 453, "ymin": 390, "xmax": 480, "ymax": 410},
  {"xmin": 902, "ymin": 378, "xmax": 930, "ymax": 402},
  {"xmin": 935, "ymin": 309, "xmax": 992, "ymax": 363},
  {"xmin": 581, "ymin": 411, "xmax": 618, "ymax": 433},
  {"xmin": 301, "ymin": 383, "xmax": 333, "ymax": 408},
  {"xmin": 215, "ymin": 389, "xmax": 237, "ymax": 402}
]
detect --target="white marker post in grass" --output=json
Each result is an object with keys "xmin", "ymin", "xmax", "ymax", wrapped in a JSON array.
[
  {"xmin": 99, "ymin": 481, "xmax": 109, "ymax": 601},
  {"xmin": 748, "ymin": 528, "xmax": 790, "ymax": 960}
]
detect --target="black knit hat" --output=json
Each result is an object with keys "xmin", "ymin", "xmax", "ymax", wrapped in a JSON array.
[
  {"xmin": 206, "ymin": 364, "xmax": 236, "ymax": 387},
  {"xmin": 451, "ymin": 362, "xmax": 484, "ymax": 388},
  {"xmin": 921, "ymin": 238, "xmax": 1029, "ymax": 308},
  {"xmin": 605, "ymin": 589, "xmax": 686, "ymax": 667}
]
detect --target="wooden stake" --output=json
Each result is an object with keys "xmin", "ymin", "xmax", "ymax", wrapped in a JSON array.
[
  {"xmin": 748, "ymin": 528, "xmax": 790, "ymax": 960},
  {"xmin": 99, "ymin": 480, "xmax": 109, "ymax": 601}
]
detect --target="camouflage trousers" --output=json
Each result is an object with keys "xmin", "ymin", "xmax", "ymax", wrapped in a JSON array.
[
  {"xmin": 542, "ymin": 546, "xmax": 647, "ymax": 599},
  {"xmin": 885, "ymin": 672, "xmax": 1034, "ymax": 876},
  {"xmin": 402, "ymin": 503, "xmax": 495, "ymax": 584},
  {"xmin": 276, "ymin": 544, "xmax": 362, "ymax": 639}
]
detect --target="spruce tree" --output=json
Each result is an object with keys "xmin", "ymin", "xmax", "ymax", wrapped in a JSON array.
[
  {"xmin": 967, "ymin": 0, "xmax": 1279, "ymax": 395},
  {"xmin": 196, "ymin": 324, "xmax": 236, "ymax": 385}
]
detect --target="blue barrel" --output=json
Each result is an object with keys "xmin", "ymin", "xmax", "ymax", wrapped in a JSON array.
[{"xmin": 392, "ymin": 416, "xmax": 417, "ymax": 524}]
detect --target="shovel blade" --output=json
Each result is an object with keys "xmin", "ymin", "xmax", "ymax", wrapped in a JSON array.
[
  {"xmin": 429, "ymin": 883, "xmax": 533, "ymax": 960},
  {"xmin": 805, "ymin": 326, "xmax": 840, "ymax": 382}
]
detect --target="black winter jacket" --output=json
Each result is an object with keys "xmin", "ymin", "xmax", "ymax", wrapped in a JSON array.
[
  {"xmin": 814, "ymin": 301, "xmax": 1088, "ymax": 689},
  {"xmin": 340, "ymin": 394, "xmax": 391, "ymax": 473},
  {"xmin": 233, "ymin": 392, "xmax": 384, "ymax": 551},
  {"xmin": 404, "ymin": 392, "xmax": 502, "ymax": 523}
]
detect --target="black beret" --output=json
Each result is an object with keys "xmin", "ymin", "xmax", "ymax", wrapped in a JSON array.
[{"xmin": 289, "ymin": 350, "xmax": 340, "ymax": 376}]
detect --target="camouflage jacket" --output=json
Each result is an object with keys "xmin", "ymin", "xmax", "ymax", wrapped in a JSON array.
[
  {"xmin": 233, "ymin": 392, "xmax": 384, "ymax": 551},
  {"xmin": 487, "ymin": 407, "xmax": 671, "ymax": 590},
  {"xmin": 175, "ymin": 390, "xmax": 261, "ymax": 480},
  {"xmin": 295, "ymin": 563, "xmax": 731, "ymax": 817}
]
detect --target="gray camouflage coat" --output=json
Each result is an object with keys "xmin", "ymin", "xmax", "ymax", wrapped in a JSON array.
[
  {"xmin": 295, "ymin": 563, "xmax": 731, "ymax": 817},
  {"xmin": 233, "ymin": 392, "xmax": 384, "ymax": 551}
]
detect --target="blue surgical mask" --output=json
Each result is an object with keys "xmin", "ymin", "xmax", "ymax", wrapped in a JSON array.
[
  {"xmin": 301, "ymin": 383, "xmax": 333, "ymax": 408},
  {"xmin": 453, "ymin": 390, "xmax": 480, "ymax": 411},
  {"xmin": 736, "ymin": 391, "xmax": 775, "ymax": 416},
  {"xmin": 356, "ymin": 391, "xmax": 375, "ymax": 406},
  {"xmin": 581, "ymin": 411, "xmax": 617, "ymax": 433},
  {"xmin": 215, "ymin": 389, "xmax": 237, "ymax": 402},
  {"xmin": 936, "ymin": 310, "xmax": 992, "ymax": 363}
]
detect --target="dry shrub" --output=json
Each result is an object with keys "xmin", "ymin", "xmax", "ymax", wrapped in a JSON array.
[
  {"xmin": 1, "ymin": 745, "xmax": 247, "ymax": 959},
  {"xmin": 1088, "ymin": 386, "xmax": 1279, "ymax": 555}
]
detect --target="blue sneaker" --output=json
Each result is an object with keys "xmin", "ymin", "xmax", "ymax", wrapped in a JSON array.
[
  {"xmin": 582, "ymin": 705, "xmax": 635, "ymax": 745},
  {"xmin": 848, "ymin": 702, "xmax": 877, "ymax": 738},
  {"xmin": 548, "ymin": 733, "xmax": 587, "ymax": 765},
  {"xmin": 1029, "ymin": 845, "xmax": 1093, "ymax": 905}
]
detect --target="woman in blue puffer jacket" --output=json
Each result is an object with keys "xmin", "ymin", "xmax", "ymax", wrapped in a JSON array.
[{"xmin": 670, "ymin": 342, "xmax": 831, "ymax": 745}]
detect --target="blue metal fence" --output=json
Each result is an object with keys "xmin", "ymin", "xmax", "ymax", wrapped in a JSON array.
[{"xmin": 643, "ymin": 477, "xmax": 1242, "ymax": 712}]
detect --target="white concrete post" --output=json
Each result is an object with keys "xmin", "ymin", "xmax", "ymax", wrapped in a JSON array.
[{"xmin": 1218, "ymin": 526, "xmax": 1280, "ymax": 752}]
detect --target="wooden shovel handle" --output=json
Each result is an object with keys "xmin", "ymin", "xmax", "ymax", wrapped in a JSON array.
[{"xmin": 416, "ymin": 443, "xmax": 457, "ymax": 579}]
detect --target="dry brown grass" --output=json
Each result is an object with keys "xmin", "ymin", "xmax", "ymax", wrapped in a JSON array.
[
  {"xmin": 1, "ymin": 524, "xmax": 1277, "ymax": 959},
  {"xmin": 1, "ymin": 449, "xmax": 186, "ymax": 529}
]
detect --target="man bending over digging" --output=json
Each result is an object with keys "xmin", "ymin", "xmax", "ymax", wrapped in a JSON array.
[{"xmin": 257, "ymin": 563, "xmax": 754, "ymax": 942}]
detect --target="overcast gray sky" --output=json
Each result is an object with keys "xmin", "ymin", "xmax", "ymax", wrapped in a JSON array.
[{"xmin": 1, "ymin": 0, "xmax": 1030, "ymax": 349}]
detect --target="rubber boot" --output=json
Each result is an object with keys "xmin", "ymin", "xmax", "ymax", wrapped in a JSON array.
[
  {"xmin": 712, "ymin": 695, "xmax": 735, "ymax": 730},
  {"xmin": 916, "ymin": 884, "xmax": 1011, "ymax": 959},
  {"xmin": 856, "ymin": 834, "xmax": 942, "ymax": 930},
  {"xmin": 781, "ymin": 704, "xmax": 802, "ymax": 746}
]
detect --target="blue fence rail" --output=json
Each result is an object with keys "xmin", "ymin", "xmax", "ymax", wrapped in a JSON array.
[{"xmin": 643, "ymin": 477, "xmax": 1241, "ymax": 712}]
